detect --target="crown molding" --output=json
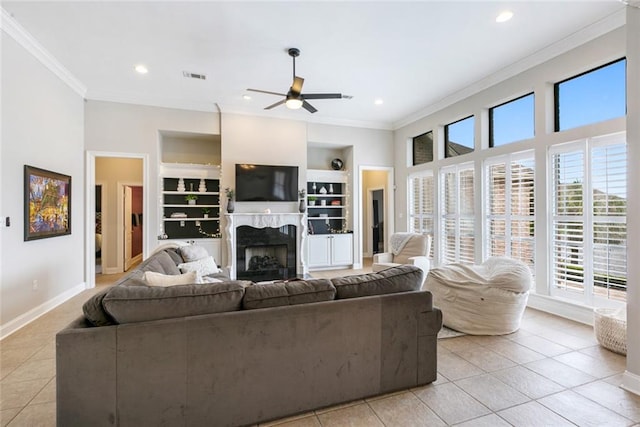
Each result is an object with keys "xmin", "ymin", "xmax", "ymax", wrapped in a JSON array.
[
  {"xmin": 392, "ymin": 7, "xmax": 626, "ymax": 130},
  {"xmin": 1, "ymin": 8, "xmax": 87, "ymax": 97}
]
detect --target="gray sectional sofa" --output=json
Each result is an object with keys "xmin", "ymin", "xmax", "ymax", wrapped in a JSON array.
[{"xmin": 57, "ymin": 247, "xmax": 442, "ymax": 426}]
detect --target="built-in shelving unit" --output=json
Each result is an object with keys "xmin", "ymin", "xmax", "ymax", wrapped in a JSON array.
[
  {"xmin": 157, "ymin": 131, "xmax": 223, "ymax": 262},
  {"xmin": 306, "ymin": 169, "xmax": 349, "ymax": 235}
]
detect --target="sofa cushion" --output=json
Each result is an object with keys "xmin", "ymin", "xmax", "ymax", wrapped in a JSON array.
[
  {"xmin": 164, "ymin": 248, "xmax": 184, "ymax": 265},
  {"xmin": 143, "ymin": 271, "xmax": 199, "ymax": 287},
  {"xmin": 178, "ymin": 256, "xmax": 221, "ymax": 276},
  {"xmin": 243, "ymin": 279, "xmax": 336, "ymax": 309},
  {"xmin": 82, "ymin": 288, "xmax": 115, "ymax": 326},
  {"xmin": 178, "ymin": 245, "xmax": 209, "ymax": 262},
  {"xmin": 140, "ymin": 251, "xmax": 181, "ymax": 275},
  {"xmin": 102, "ymin": 280, "xmax": 251, "ymax": 324},
  {"xmin": 331, "ymin": 265, "xmax": 423, "ymax": 299}
]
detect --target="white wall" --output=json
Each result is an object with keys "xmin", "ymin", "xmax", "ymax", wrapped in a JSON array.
[
  {"xmin": 623, "ymin": 5, "xmax": 640, "ymax": 395},
  {"xmin": 84, "ymin": 101, "xmax": 220, "ymax": 256},
  {"xmin": 220, "ymin": 113, "xmax": 308, "ymax": 216},
  {"xmin": 1, "ymin": 32, "xmax": 85, "ymax": 334},
  {"xmin": 308, "ymin": 123, "xmax": 393, "ymax": 266}
]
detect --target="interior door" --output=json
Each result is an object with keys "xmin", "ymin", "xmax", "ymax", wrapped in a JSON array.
[{"xmin": 124, "ymin": 186, "xmax": 133, "ymax": 271}]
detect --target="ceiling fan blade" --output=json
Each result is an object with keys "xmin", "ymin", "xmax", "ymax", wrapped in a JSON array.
[
  {"xmin": 301, "ymin": 93, "xmax": 342, "ymax": 100},
  {"xmin": 291, "ymin": 76, "xmax": 304, "ymax": 96},
  {"xmin": 302, "ymin": 101, "xmax": 317, "ymax": 113},
  {"xmin": 247, "ymin": 88, "xmax": 286, "ymax": 97},
  {"xmin": 264, "ymin": 99, "xmax": 286, "ymax": 110}
]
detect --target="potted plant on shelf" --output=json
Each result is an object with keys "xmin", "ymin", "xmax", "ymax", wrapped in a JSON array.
[
  {"xmin": 201, "ymin": 207, "xmax": 211, "ymax": 218},
  {"xmin": 185, "ymin": 194, "xmax": 198, "ymax": 205},
  {"xmin": 308, "ymin": 196, "xmax": 317, "ymax": 206},
  {"xmin": 224, "ymin": 187, "xmax": 235, "ymax": 213}
]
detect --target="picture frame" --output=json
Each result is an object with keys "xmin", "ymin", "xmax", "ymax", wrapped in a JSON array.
[{"xmin": 24, "ymin": 165, "xmax": 71, "ymax": 241}]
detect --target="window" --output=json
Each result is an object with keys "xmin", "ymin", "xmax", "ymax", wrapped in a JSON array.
[
  {"xmin": 489, "ymin": 93, "xmax": 535, "ymax": 147},
  {"xmin": 408, "ymin": 172, "xmax": 434, "ymax": 238},
  {"xmin": 445, "ymin": 116, "xmax": 474, "ymax": 158},
  {"xmin": 485, "ymin": 153, "xmax": 535, "ymax": 270},
  {"xmin": 412, "ymin": 131, "xmax": 433, "ymax": 165},
  {"xmin": 550, "ymin": 134, "xmax": 627, "ymax": 303},
  {"xmin": 555, "ymin": 59, "xmax": 626, "ymax": 132},
  {"xmin": 441, "ymin": 164, "xmax": 475, "ymax": 264}
]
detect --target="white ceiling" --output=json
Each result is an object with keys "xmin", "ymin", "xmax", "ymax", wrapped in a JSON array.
[{"xmin": 2, "ymin": 1, "xmax": 626, "ymax": 130}]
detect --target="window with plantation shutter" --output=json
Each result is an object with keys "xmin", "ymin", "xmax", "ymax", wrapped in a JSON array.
[
  {"xmin": 485, "ymin": 153, "xmax": 535, "ymax": 270},
  {"xmin": 408, "ymin": 172, "xmax": 434, "ymax": 257},
  {"xmin": 441, "ymin": 164, "xmax": 475, "ymax": 264},
  {"xmin": 550, "ymin": 135, "xmax": 626, "ymax": 304}
]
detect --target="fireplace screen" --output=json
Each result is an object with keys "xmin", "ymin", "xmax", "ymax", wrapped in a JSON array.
[{"xmin": 236, "ymin": 225, "xmax": 296, "ymax": 281}]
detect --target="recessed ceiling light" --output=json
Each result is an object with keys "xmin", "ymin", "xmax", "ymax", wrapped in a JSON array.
[
  {"xmin": 134, "ymin": 64, "xmax": 148, "ymax": 74},
  {"xmin": 374, "ymin": 99, "xmax": 384, "ymax": 105},
  {"xmin": 243, "ymin": 95, "xmax": 252, "ymax": 100},
  {"xmin": 496, "ymin": 10, "xmax": 513, "ymax": 23}
]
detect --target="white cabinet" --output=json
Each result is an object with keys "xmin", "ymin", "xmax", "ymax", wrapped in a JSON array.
[{"xmin": 307, "ymin": 234, "xmax": 353, "ymax": 269}]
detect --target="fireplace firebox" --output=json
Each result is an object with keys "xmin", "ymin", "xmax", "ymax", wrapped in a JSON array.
[{"xmin": 236, "ymin": 225, "xmax": 296, "ymax": 281}]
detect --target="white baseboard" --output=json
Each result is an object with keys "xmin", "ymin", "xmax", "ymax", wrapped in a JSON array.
[
  {"xmin": 0, "ymin": 282, "xmax": 86, "ymax": 340},
  {"xmin": 527, "ymin": 293, "xmax": 594, "ymax": 325},
  {"xmin": 622, "ymin": 371, "xmax": 640, "ymax": 397}
]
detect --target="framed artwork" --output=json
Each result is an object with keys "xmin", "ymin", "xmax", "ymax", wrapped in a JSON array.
[{"xmin": 24, "ymin": 165, "xmax": 71, "ymax": 241}]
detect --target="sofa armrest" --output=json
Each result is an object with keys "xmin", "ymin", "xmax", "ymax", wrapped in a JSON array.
[
  {"xmin": 373, "ymin": 252, "xmax": 393, "ymax": 264},
  {"xmin": 407, "ymin": 256, "xmax": 430, "ymax": 284}
]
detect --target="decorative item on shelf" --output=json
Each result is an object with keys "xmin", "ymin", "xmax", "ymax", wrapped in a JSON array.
[
  {"xmin": 320, "ymin": 199, "xmax": 327, "ymax": 206},
  {"xmin": 201, "ymin": 207, "xmax": 210, "ymax": 218},
  {"xmin": 170, "ymin": 212, "xmax": 188, "ymax": 218},
  {"xmin": 308, "ymin": 196, "xmax": 317, "ymax": 206},
  {"xmin": 190, "ymin": 183, "xmax": 194, "ymax": 192},
  {"xmin": 331, "ymin": 200, "xmax": 341, "ymax": 206},
  {"xmin": 319, "ymin": 186, "xmax": 327, "ymax": 194},
  {"xmin": 298, "ymin": 189, "xmax": 306, "ymax": 213},
  {"xmin": 185, "ymin": 194, "xmax": 198, "ymax": 205},
  {"xmin": 177, "ymin": 178, "xmax": 186, "ymax": 192},
  {"xmin": 331, "ymin": 158, "xmax": 343, "ymax": 170},
  {"xmin": 224, "ymin": 187, "xmax": 235, "ymax": 213},
  {"xmin": 311, "ymin": 182, "xmax": 317, "ymax": 194},
  {"xmin": 328, "ymin": 184, "xmax": 334, "ymax": 194},
  {"xmin": 198, "ymin": 179, "xmax": 207, "ymax": 192}
]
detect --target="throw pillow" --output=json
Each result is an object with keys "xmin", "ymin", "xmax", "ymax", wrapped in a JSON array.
[
  {"xmin": 178, "ymin": 256, "xmax": 221, "ymax": 276},
  {"xmin": 179, "ymin": 245, "xmax": 209, "ymax": 262},
  {"xmin": 143, "ymin": 271, "xmax": 199, "ymax": 287}
]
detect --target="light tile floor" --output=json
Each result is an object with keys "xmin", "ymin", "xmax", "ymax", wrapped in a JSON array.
[{"xmin": 1, "ymin": 265, "xmax": 638, "ymax": 426}]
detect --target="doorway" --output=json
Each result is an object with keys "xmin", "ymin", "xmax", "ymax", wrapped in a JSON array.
[
  {"xmin": 86, "ymin": 152, "xmax": 148, "ymax": 288},
  {"xmin": 359, "ymin": 167, "xmax": 394, "ymax": 262}
]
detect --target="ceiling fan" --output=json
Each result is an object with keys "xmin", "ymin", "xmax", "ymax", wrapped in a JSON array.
[{"xmin": 247, "ymin": 48, "xmax": 347, "ymax": 114}]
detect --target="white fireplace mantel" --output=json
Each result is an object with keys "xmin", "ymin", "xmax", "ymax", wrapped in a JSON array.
[{"xmin": 225, "ymin": 213, "xmax": 307, "ymax": 279}]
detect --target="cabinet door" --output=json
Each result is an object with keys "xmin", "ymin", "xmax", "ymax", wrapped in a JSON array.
[
  {"xmin": 331, "ymin": 234, "xmax": 353, "ymax": 265},
  {"xmin": 307, "ymin": 236, "xmax": 331, "ymax": 268}
]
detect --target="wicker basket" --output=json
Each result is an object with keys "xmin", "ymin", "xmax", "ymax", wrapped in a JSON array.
[{"xmin": 594, "ymin": 307, "xmax": 627, "ymax": 355}]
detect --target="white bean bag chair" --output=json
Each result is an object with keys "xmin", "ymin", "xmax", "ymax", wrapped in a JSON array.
[{"xmin": 424, "ymin": 257, "xmax": 532, "ymax": 335}]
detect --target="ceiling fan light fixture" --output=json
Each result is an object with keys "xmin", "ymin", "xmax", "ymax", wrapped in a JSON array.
[{"xmin": 285, "ymin": 98, "xmax": 303, "ymax": 109}]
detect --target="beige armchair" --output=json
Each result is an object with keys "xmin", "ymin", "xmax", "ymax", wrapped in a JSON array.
[{"xmin": 372, "ymin": 233, "xmax": 431, "ymax": 281}]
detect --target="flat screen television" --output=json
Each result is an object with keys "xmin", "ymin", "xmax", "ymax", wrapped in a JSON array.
[{"xmin": 235, "ymin": 164, "xmax": 299, "ymax": 202}]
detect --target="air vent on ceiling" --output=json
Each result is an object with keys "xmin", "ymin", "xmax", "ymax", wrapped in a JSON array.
[{"xmin": 183, "ymin": 71, "xmax": 206, "ymax": 80}]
